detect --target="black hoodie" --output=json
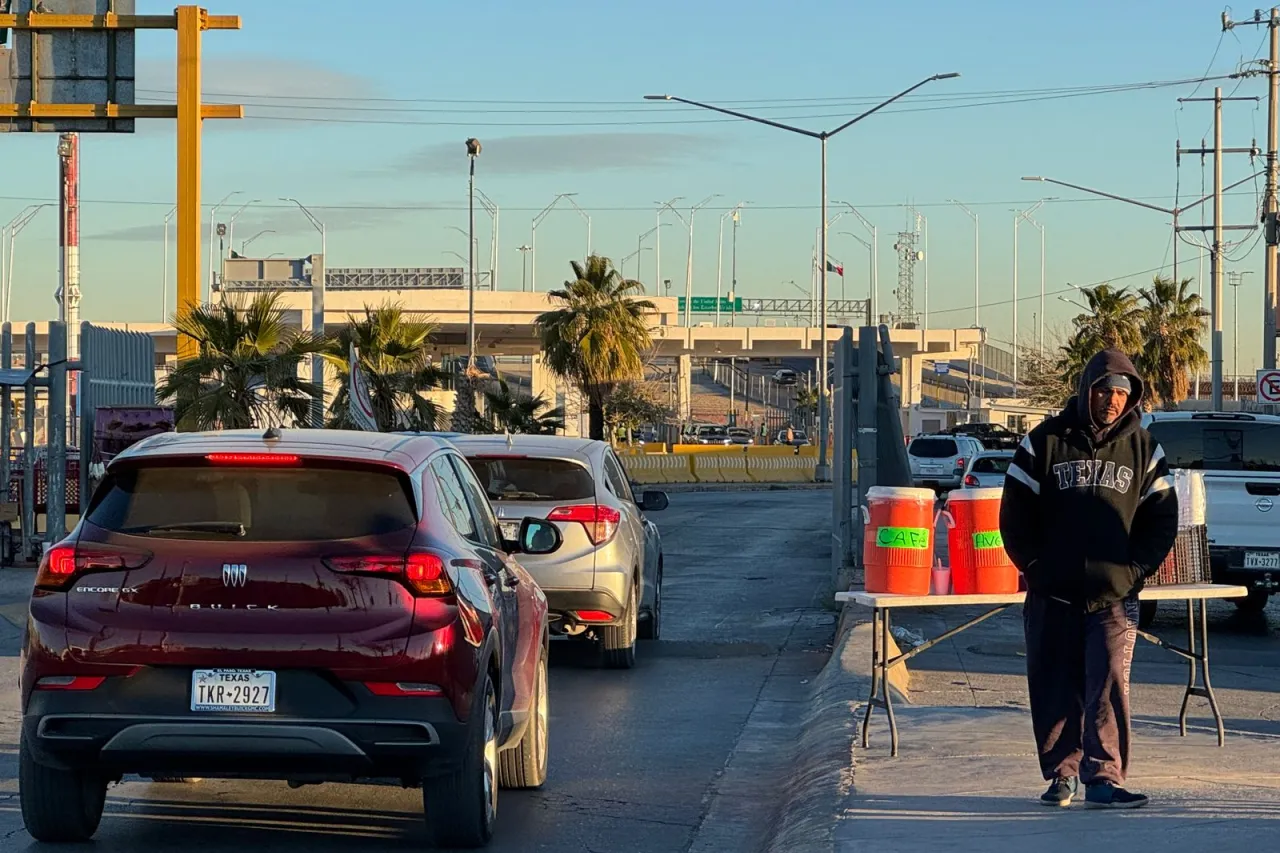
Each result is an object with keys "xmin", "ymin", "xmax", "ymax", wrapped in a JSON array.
[{"xmin": 999, "ymin": 349, "xmax": 1179, "ymax": 612}]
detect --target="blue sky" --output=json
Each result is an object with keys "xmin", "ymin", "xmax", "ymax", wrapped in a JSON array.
[{"xmin": 1, "ymin": 0, "xmax": 1272, "ymax": 371}]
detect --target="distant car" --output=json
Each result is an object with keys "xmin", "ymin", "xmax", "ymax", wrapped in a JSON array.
[
  {"xmin": 775, "ymin": 429, "xmax": 810, "ymax": 447},
  {"xmin": 727, "ymin": 427, "xmax": 755, "ymax": 446},
  {"xmin": 908, "ymin": 434, "xmax": 985, "ymax": 491},
  {"xmin": 693, "ymin": 425, "xmax": 732, "ymax": 446},
  {"xmin": 20, "ymin": 428, "xmax": 564, "ymax": 847},
  {"xmin": 1142, "ymin": 411, "xmax": 1280, "ymax": 613},
  {"xmin": 772, "ymin": 369, "xmax": 798, "ymax": 386},
  {"xmin": 961, "ymin": 450, "xmax": 1015, "ymax": 488},
  {"xmin": 448, "ymin": 435, "xmax": 668, "ymax": 669},
  {"xmin": 947, "ymin": 422, "xmax": 1022, "ymax": 451}
]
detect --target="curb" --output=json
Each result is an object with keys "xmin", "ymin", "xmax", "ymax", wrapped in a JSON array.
[{"xmin": 764, "ymin": 603, "xmax": 909, "ymax": 853}]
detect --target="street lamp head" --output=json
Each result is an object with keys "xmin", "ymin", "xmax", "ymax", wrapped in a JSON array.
[
  {"xmin": 644, "ymin": 94, "xmax": 672, "ymax": 101},
  {"xmin": 465, "ymin": 138, "xmax": 482, "ymax": 157},
  {"xmin": 1021, "ymin": 176, "xmax": 1045, "ymax": 182},
  {"xmin": 934, "ymin": 72, "xmax": 962, "ymax": 80}
]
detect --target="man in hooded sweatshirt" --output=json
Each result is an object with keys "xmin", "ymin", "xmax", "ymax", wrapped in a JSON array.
[{"xmin": 1000, "ymin": 348, "xmax": 1178, "ymax": 809}]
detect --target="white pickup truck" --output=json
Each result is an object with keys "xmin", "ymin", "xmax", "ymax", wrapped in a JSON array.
[{"xmin": 1143, "ymin": 411, "xmax": 1280, "ymax": 613}]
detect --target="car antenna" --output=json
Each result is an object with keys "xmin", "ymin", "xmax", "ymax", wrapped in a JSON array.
[{"xmin": 263, "ymin": 426, "xmax": 283, "ymax": 441}]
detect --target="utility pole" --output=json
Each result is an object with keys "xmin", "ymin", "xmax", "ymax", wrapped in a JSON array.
[
  {"xmin": 1178, "ymin": 88, "xmax": 1261, "ymax": 410},
  {"xmin": 1224, "ymin": 7, "xmax": 1280, "ymax": 369}
]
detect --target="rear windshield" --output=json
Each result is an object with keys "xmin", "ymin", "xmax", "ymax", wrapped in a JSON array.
[
  {"xmin": 1147, "ymin": 419, "xmax": 1280, "ymax": 472},
  {"xmin": 699, "ymin": 426, "xmax": 727, "ymax": 436},
  {"xmin": 910, "ymin": 437, "xmax": 959, "ymax": 458},
  {"xmin": 971, "ymin": 456, "xmax": 1012, "ymax": 474},
  {"xmin": 465, "ymin": 456, "xmax": 596, "ymax": 502},
  {"xmin": 86, "ymin": 464, "xmax": 417, "ymax": 541}
]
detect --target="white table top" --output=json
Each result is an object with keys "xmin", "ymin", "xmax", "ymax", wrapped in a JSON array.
[{"xmin": 835, "ymin": 583, "xmax": 1249, "ymax": 608}]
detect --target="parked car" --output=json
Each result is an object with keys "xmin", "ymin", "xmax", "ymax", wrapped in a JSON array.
[
  {"xmin": 908, "ymin": 434, "xmax": 985, "ymax": 491},
  {"xmin": 447, "ymin": 435, "xmax": 667, "ymax": 669},
  {"xmin": 961, "ymin": 450, "xmax": 1015, "ymax": 488},
  {"xmin": 20, "ymin": 428, "xmax": 562, "ymax": 847},
  {"xmin": 1142, "ymin": 411, "xmax": 1280, "ymax": 614},
  {"xmin": 727, "ymin": 427, "xmax": 755, "ymax": 446},
  {"xmin": 772, "ymin": 368, "xmax": 798, "ymax": 385}
]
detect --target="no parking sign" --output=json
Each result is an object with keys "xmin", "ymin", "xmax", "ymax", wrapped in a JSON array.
[{"xmin": 1258, "ymin": 369, "xmax": 1280, "ymax": 403}]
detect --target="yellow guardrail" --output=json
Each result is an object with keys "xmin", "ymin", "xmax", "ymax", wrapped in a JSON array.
[{"xmin": 620, "ymin": 446, "xmax": 829, "ymax": 484}]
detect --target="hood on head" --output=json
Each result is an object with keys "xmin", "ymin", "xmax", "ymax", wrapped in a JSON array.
[{"xmin": 1073, "ymin": 348, "xmax": 1144, "ymax": 426}]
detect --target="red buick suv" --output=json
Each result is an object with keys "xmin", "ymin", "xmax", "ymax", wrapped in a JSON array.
[{"xmin": 19, "ymin": 428, "xmax": 560, "ymax": 848}]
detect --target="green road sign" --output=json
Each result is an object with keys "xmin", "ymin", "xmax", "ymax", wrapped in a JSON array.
[{"xmin": 676, "ymin": 297, "xmax": 744, "ymax": 312}]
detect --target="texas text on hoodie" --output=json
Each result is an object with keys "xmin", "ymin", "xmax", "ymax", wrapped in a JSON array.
[{"xmin": 999, "ymin": 349, "xmax": 1179, "ymax": 613}]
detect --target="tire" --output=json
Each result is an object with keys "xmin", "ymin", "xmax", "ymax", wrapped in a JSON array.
[
  {"xmin": 1235, "ymin": 588, "xmax": 1271, "ymax": 613},
  {"xmin": 602, "ymin": 582, "xmax": 639, "ymax": 670},
  {"xmin": 1137, "ymin": 600, "xmax": 1157, "ymax": 631},
  {"xmin": 424, "ymin": 674, "xmax": 498, "ymax": 848},
  {"xmin": 498, "ymin": 644, "xmax": 548, "ymax": 789},
  {"xmin": 638, "ymin": 564, "xmax": 663, "ymax": 641},
  {"xmin": 19, "ymin": 736, "xmax": 107, "ymax": 843}
]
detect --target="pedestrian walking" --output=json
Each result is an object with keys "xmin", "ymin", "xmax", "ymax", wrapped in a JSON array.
[{"xmin": 999, "ymin": 348, "xmax": 1177, "ymax": 810}]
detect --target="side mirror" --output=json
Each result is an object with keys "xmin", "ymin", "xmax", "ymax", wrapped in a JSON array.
[
  {"xmin": 516, "ymin": 517, "xmax": 563, "ymax": 555},
  {"xmin": 640, "ymin": 490, "xmax": 669, "ymax": 512}
]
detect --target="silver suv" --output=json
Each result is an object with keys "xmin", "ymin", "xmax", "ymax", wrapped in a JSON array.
[
  {"xmin": 448, "ymin": 435, "xmax": 667, "ymax": 669},
  {"xmin": 908, "ymin": 434, "xmax": 985, "ymax": 491}
]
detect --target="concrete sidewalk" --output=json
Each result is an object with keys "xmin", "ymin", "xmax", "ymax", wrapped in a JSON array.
[{"xmin": 838, "ymin": 705, "xmax": 1280, "ymax": 852}]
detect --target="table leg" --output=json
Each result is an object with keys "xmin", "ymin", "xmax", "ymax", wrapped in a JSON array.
[
  {"xmin": 882, "ymin": 608, "xmax": 899, "ymax": 758},
  {"xmin": 1177, "ymin": 598, "xmax": 1197, "ymax": 737},
  {"xmin": 1197, "ymin": 598, "xmax": 1227, "ymax": 747},
  {"xmin": 861, "ymin": 607, "xmax": 881, "ymax": 749}
]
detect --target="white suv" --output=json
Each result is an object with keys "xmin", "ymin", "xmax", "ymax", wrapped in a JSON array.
[
  {"xmin": 908, "ymin": 434, "xmax": 986, "ymax": 492},
  {"xmin": 1142, "ymin": 411, "xmax": 1280, "ymax": 612}
]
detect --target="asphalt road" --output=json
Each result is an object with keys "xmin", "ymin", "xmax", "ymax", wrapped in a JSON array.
[{"xmin": 0, "ymin": 490, "xmax": 837, "ymax": 852}]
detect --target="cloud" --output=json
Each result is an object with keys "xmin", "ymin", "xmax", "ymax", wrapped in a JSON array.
[
  {"xmin": 133, "ymin": 54, "xmax": 378, "ymax": 133},
  {"xmin": 397, "ymin": 132, "xmax": 718, "ymax": 177}
]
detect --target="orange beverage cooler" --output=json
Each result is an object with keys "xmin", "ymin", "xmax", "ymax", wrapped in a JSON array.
[
  {"xmin": 941, "ymin": 488, "xmax": 1020, "ymax": 594},
  {"xmin": 862, "ymin": 486, "xmax": 936, "ymax": 595}
]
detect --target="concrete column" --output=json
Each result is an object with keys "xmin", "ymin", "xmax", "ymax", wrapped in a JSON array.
[
  {"xmin": 900, "ymin": 353, "xmax": 924, "ymax": 407},
  {"xmin": 530, "ymin": 353, "xmax": 556, "ymax": 405},
  {"xmin": 309, "ymin": 254, "xmax": 326, "ymax": 427},
  {"xmin": 676, "ymin": 354, "xmax": 692, "ymax": 423}
]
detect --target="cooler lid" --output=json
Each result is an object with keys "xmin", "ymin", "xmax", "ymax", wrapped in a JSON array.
[
  {"xmin": 865, "ymin": 486, "xmax": 937, "ymax": 502},
  {"xmin": 945, "ymin": 487, "xmax": 1004, "ymax": 502}
]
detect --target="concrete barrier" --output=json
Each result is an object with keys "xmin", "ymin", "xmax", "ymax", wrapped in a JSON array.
[{"xmin": 623, "ymin": 446, "xmax": 821, "ymax": 485}]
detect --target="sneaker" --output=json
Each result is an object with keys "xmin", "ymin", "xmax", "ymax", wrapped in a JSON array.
[
  {"xmin": 1039, "ymin": 776, "xmax": 1078, "ymax": 807},
  {"xmin": 1084, "ymin": 783, "xmax": 1149, "ymax": 809}
]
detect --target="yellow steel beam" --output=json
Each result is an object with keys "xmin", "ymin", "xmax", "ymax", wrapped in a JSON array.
[
  {"xmin": 0, "ymin": 104, "xmax": 242, "ymax": 119},
  {"xmin": 176, "ymin": 6, "xmax": 204, "ymax": 360},
  {"xmin": 0, "ymin": 12, "xmax": 239, "ymax": 30}
]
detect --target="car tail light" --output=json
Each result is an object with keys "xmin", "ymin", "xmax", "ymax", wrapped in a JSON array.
[
  {"xmin": 325, "ymin": 552, "xmax": 452, "ymax": 596},
  {"xmin": 572, "ymin": 610, "xmax": 615, "ymax": 623},
  {"xmin": 205, "ymin": 453, "xmax": 301, "ymax": 466},
  {"xmin": 35, "ymin": 543, "xmax": 151, "ymax": 591},
  {"xmin": 363, "ymin": 682, "xmax": 444, "ymax": 697},
  {"xmin": 954, "ymin": 457, "xmax": 966, "ymax": 470},
  {"xmin": 963, "ymin": 474, "xmax": 980, "ymax": 487},
  {"xmin": 34, "ymin": 675, "xmax": 106, "ymax": 691},
  {"xmin": 547, "ymin": 504, "xmax": 620, "ymax": 545}
]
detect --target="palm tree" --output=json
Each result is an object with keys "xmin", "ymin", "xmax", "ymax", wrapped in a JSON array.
[
  {"xmin": 158, "ymin": 291, "xmax": 325, "ymax": 431},
  {"xmin": 1069, "ymin": 284, "xmax": 1144, "ymax": 355},
  {"xmin": 535, "ymin": 255, "xmax": 655, "ymax": 440},
  {"xmin": 322, "ymin": 303, "xmax": 445, "ymax": 431},
  {"xmin": 484, "ymin": 377, "xmax": 564, "ymax": 434},
  {"xmin": 1137, "ymin": 275, "xmax": 1208, "ymax": 407}
]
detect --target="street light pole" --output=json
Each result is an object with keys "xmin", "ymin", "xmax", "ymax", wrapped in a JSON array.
[
  {"xmin": 949, "ymin": 200, "xmax": 982, "ymax": 400},
  {"xmin": 837, "ymin": 202, "xmax": 878, "ymax": 321},
  {"xmin": 530, "ymin": 192, "xmax": 576, "ymax": 292},
  {"xmin": 280, "ymin": 197, "xmax": 326, "ymax": 256},
  {"xmin": 716, "ymin": 202, "xmax": 746, "ymax": 326},
  {"xmin": 517, "ymin": 244, "xmax": 532, "ymax": 292},
  {"xmin": 163, "ymin": 204, "xmax": 177, "ymax": 322},
  {"xmin": 4, "ymin": 205, "xmax": 50, "ymax": 324},
  {"xmin": 655, "ymin": 197, "xmax": 682, "ymax": 306},
  {"xmin": 1012, "ymin": 199, "xmax": 1046, "ymax": 393},
  {"xmin": 475, "ymin": 187, "xmax": 498, "ymax": 291},
  {"xmin": 562, "ymin": 195, "xmax": 592, "ymax": 258},
  {"xmin": 466, "ymin": 139, "xmax": 482, "ymax": 367},
  {"xmin": 647, "ymin": 71, "xmax": 962, "ymax": 478},
  {"xmin": 207, "ymin": 191, "xmax": 240, "ymax": 301}
]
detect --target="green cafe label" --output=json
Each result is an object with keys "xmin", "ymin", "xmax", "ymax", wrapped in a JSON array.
[
  {"xmin": 875, "ymin": 526, "xmax": 930, "ymax": 550},
  {"xmin": 973, "ymin": 530, "xmax": 1004, "ymax": 550}
]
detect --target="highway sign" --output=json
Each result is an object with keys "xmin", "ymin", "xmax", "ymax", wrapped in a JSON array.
[
  {"xmin": 934, "ymin": 361, "xmax": 950, "ymax": 375},
  {"xmin": 677, "ymin": 297, "xmax": 744, "ymax": 313},
  {"xmin": 1258, "ymin": 369, "xmax": 1280, "ymax": 403}
]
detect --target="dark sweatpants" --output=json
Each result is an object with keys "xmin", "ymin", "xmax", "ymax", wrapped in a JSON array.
[{"xmin": 1023, "ymin": 592, "xmax": 1139, "ymax": 785}]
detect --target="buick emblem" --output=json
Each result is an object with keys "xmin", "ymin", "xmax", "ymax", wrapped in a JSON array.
[
  {"xmin": 1258, "ymin": 498, "xmax": 1275, "ymax": 513},
  {"xmin": 222, "ymin": 563, "xmax": 249, "ymax": 587}
]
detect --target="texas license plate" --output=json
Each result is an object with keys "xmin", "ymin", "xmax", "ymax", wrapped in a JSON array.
[
  {"xmin": 500, "ymin": 521, "xmax": 521, "ymax": 541},
  {"xmin": 922, "ymin": 466, "xmax": 943, "ymax": 474},
  {"xmin": 1245, "ymin": 551, "xmax": 1280, "ymax": 570},
  {"xmin": 191, "ymin": 669, "xmax": 276, "ymax": 712}
]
